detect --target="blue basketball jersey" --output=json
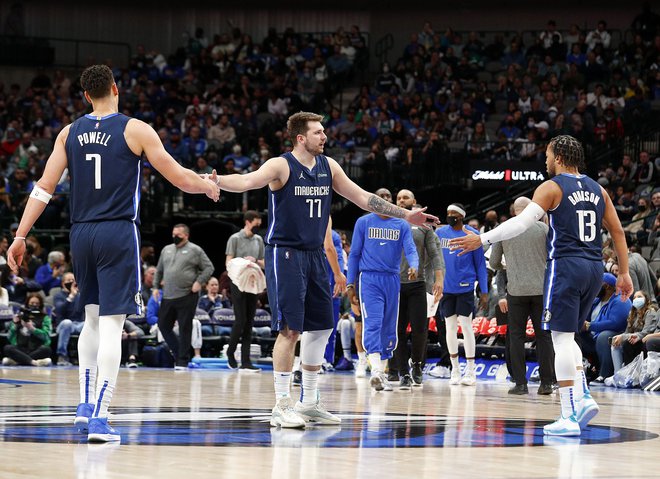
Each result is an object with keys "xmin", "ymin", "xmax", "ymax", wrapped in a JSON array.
[
  {"xmin": 266, "ymin": 152, "xmax": 332, "ymax": 250},
  {"xmin": 547, "ymin": 173, "xmax": 604, "ymax": 261},
  {"xmin": 65, "ymin": 113, "xmax": 142, "ymax": 224}
]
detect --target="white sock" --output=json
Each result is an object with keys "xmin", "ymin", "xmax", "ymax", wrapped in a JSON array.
[
  {"xmin": 368, "ymin": 353, "xmax": 382, "ymax": 374},
  {"xmin": 301, "ymin": 369, "xmax": 319, "ymax": 405},
  {"xmin": 559, "ymin": 386, "xmax": 576, "ymax": 418},
  {"xmin": 78, "ymin": 305, "xmax": 99, "ymax": 405},
  {"xmin": 93, "ymin": 314, "xmax": 125, "ymax": 418},
  {"xmin": 274, "ymin": 371, "xmax": 291, "ymax": 400},
  {"xmin": 357, "ymin": 351, "xmax": 366, "ymax": 362},
  {"xmin": 450, "ymin": 356, "xmax": 460, "ymax": 372},
  {"xmin": 466, "ymin": 358, "xmax": 475, "ymax": 371}
]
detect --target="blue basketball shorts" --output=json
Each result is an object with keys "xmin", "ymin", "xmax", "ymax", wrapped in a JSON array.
[
  {"xmin": 265, "ymin": 245, "xmax": 333, "ymax": 332},
  {"xmin": 70, "ymin": 220, "xmax": 143, "ymax": 316},
  {"xmin": 541, "ymin": 256, "xmax": 603, "ymax": 333}
]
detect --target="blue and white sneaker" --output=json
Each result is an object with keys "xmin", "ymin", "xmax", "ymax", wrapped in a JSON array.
[
  {"xmin": 74, "ymin": 403, "xmax": 95, "ymax": 432},
  {"xmin": 543, "ymin": 414, "xmax": 580, "ymax": 436},
  {"xmin": 575, "ymin": 393, "xmax": 600, "ymax": 429},
  {"xmin": 88, "ymin": 417, "xmax": 121, "ymax": 443}
]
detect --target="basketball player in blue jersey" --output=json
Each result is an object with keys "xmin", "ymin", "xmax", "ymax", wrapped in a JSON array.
[
  {"xmin": 213, "ymin": 111, "xmax": 438, "ymax": 428},
  {"xmin": 6, "ymin": 65, "xmax": 219, "ymax": 442},
  {"xmin": 346, "ymin": 210, "xmax": 419, "ymax": 392},
  {"xmin": 450, "ymin": 135, "xmax": 633, "ymax": 436}
]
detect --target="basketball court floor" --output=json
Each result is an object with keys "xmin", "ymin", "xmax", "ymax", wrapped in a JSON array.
[{"xmin": 1, "ymin": 366, "xmax": 658, "ymax": 479}]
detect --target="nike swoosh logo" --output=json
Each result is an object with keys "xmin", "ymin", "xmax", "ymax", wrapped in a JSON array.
[{"xmin": 379, "ymin": 242, "xmax": 386, "ymax": 246}]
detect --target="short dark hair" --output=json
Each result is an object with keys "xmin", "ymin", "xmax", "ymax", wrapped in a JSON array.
[
  {"xmin": 244, "ymin": 210, "xmax": 260, "ymax": 223},
  {"xmin": 287, "ymin": 111, "xmax": 323, "ymax": 146},
  {"xmin": 548, "ymin": 135, "xmax": 585, "ymax": 170},
  {"xmin": 173, "ymin": 223, "xmax": 190, "ymax": 235},
  {"xmin": 80, "ymin": 65, "xmax": 114, "ymax": 100}
]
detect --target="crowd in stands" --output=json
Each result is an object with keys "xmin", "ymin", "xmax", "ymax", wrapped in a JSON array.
[{"xmin": 0, "ymin": 13, "xmax": 659, "ymax": 378}]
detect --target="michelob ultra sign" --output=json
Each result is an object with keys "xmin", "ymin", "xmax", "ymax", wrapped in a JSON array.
[{"xmin": 469, "ymin": 161, "xmax": 546, "ymax": 187}]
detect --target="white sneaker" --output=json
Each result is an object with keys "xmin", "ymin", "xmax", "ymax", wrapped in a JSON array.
[
  {"xmin": 575, "ymin": 393, "xmax": 599, "ymax": 429},
  {"xmin": 543, "ymin": 415, "xmax": 580, "ymax": 436},
  {"xmin": 270, "ymin": 397, "xmax": 306, "ymax": 428},
  {"xmin": 294, "ymin": 400, "xmax": 341, "ymax": 425},
  {"xmin": 2, "ymin": 357, "xmax": 17, "ymax": 366},
  {"xmin": 449, "ymin": 368, "xmax": 462, "ymax": 385},
  {"xmin": 355, "ymin": 360, "xmax": 367, "ymax": 378},
  {"xmin": 604, "ymin": 376, "xmax": 614, "ymax": 387},
  {"xmin": 460, "ymin": 369, "xmax": 477, "ymax": 386},
  {"xmin": 370, "ymin": 372, "xmax": 393, "ymax": 392},
  {"xmin": 35, "ymin": 358, "xmax": 52, "ymax": 367},
  {"xmin": 428, "ymin": 365, "xmax": 451, "ymax": 378}
]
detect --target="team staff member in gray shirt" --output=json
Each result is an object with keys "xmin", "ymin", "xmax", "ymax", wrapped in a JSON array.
[
  {"xmin": 390, "ymin": 190, "xmax": 444, "ymax": 389},
  {"xmin": 225, "ymin": 210, "xmax": 265, "ymax": 371},
  {"xmin": 490, "ymin": 197, "xmax": 555, "ymax": 395},
  {"xmin": 154, "ymin": 223, "xmax": 214, "ymax": 369}
]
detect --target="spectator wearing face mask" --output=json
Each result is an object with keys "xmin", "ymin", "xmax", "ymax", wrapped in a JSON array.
[
  {"xmin": 153, "ymin": 224, "xmax": 214, "ymax": 370},
  {"xmin": 224, "ymin": 211, "xmax": 265, "ymax": 371},
  {"xmin": 607, "ymin": 290, "xmax": 658, "ymax": 384}
]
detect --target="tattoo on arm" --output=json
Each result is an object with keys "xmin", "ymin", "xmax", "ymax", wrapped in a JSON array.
[{"xmin": 367, "ymin": 194, "xmax": 407, "ymax": 219}]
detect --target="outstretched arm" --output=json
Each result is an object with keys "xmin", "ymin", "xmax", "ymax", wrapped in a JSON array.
[
  {"xmin": 329, "ymin": 158, "xmax": 439, "ymax": 227},
  {"xmin": 216, "ymin": 156, "xmax": 288, "ymax": 193},
  {"xmin": 130, "ymin": 119, "xmax": 219, "ymax": 199},
  {"xmin": 449, "ymin": 180, "xmax": 559, "ymax": 254}
]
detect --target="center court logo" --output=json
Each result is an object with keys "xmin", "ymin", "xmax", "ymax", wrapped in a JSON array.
[{"xmin": 0, "ymin": 406, "xmax": 654, "ymax": 447}]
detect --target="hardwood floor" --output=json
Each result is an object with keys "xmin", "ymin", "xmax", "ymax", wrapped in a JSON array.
[{"xmin": 0, "ymin": 366, "xmax": 658, "ymax": 479}]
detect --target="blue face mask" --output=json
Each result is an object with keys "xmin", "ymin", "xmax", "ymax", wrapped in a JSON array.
[{"xmin": 632, "ymin": 298, "xmax": 645, "ymax": 310}]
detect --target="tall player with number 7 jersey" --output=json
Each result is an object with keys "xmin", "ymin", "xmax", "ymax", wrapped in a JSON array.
[{"xmin": 6, "ymin": 65, "xmax": 220, "ymax": 443}]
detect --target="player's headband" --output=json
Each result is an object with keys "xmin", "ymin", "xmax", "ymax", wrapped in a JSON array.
[{"xmin": 447, "ymin": 205, "xmax": 466, "ymax": 217}]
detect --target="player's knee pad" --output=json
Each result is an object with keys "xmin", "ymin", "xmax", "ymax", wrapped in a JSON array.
[
  {"xmin": 551, "ymin": 331, "xmax": 579, "ymax": 381},
  {"xmin": 301, "ymin": 328, "xmax": 333, "ymax": 366}
]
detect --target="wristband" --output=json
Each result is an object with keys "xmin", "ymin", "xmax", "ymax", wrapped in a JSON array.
[
  {"xmin": 14, "ymin": 236, "xmax": 26, "ymax": 241},
  {"xmin": 346, "ymin": 284, "xmax": 354, "ymax": 289}
]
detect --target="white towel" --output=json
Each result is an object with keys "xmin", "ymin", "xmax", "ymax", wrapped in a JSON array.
[{"xmin": 227, "ymin": 257, "xmax": 267, "ymax": 294}]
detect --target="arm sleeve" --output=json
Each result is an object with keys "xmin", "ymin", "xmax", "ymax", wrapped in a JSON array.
[
  {"xmin": 481, "ymin": 202, "xmax": 546, "ymax": 246},
  {"xmin": 402, "ymin": 224, "xmax": 419, "ymax": 270},
  {"xmin": 347, "ymin": 219, "xmax": 365, "ymax": 285},
  {"xmin": 489, "ymin": 242, "xmax": 504, "ymax": 271},
  {"xmin": 32, "ymin": 315, "xmax": 52, "ymax": 343},
  {"xmin": 257, "ymin": 237, "xmax": 265, "ymax": 261},
  {"xmin": 225, "ymin": 235, "xmax": 237, "ymax": 256},
  {"xmin": 472, "ymin": 247, "xmax": 489, "ymax": 294},
  {"xmin": 496, "ymin": 270, "xmax": 508, "ymax": 299},
  {"xmin": 425, "ymin": 229, "xmax": 443, "ymax": 271},
  {"xmin": 196, "ymin": 248, "xmax": 214, "ymax": 285},
  {"xmin": 153, "ymin": 253, "xmax": 164, "ymax": 289},
  {"xmin": 634, "ymin": 309, "xmax": 659, "ymax": 340}
]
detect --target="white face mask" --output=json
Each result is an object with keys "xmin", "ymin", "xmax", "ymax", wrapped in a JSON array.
[{"xmin": 632, "ymin": 298, "xmax": 645, "ymax": 310}]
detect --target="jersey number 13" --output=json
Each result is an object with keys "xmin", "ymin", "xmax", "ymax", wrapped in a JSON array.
[{"xmin": 576, "ymin": 209, "xmax": 596, "ymax": 242}]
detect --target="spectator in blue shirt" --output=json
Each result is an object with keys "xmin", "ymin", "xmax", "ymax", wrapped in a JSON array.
[{"xmin": 579, "ymin": 273, "xmax": 632, "ymax": 383}]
